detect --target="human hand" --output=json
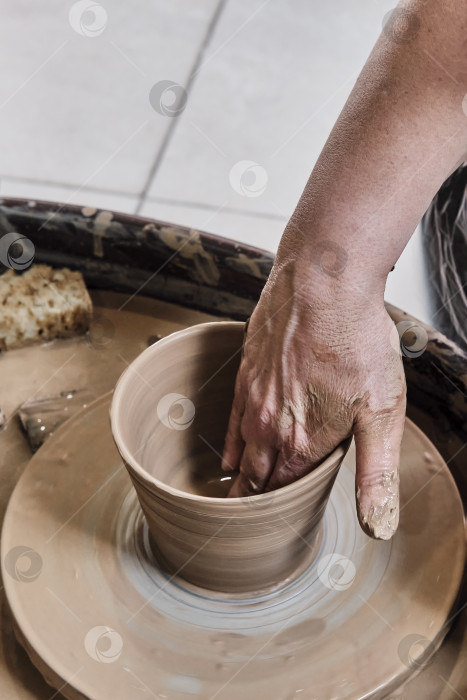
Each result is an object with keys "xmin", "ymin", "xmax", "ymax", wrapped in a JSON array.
[{"xmin": 221, "ymin": 263, "xmax": 406, "ymax": 540}]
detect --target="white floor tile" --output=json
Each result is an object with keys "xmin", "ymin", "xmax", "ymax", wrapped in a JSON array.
[
  {"xmin": 0, "ymin": 179, "xmax": 137, "ymax": 215},
  {"xmin": 1, "ymin": 0, "xmax": 435, "ymax": 326},
  {"xmin": 0, "ymin": 0, "xmax": 220, "ymax": 194},
  {"xmin": 145, "ymin": 0, "xmax": 433, "ymax": 324},
  {"xmin": 147, "ymin": 0, "xmax": 395, "ymax": 216}
]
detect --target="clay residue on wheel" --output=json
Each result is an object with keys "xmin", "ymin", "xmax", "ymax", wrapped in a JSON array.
[
  {"xmin": 356, "ymin": 470, "xmax": 399, "ymax": 540},
  {"xmin": 2, "ymin": 392, "xmax": 465, "ymax": 700}
]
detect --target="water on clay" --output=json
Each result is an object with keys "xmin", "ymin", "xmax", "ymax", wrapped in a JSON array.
[{"xmin": 164, "ymin": 455, "xmax": 235, "ymax": 497}]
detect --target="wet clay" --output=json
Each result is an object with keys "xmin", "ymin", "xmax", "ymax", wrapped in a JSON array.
[
  {"xmin": 356, "ymin": 470, "xmax": 400, "ymax": 540},
  {"xmin": 110, "ymin": 322, "xmax": 351, "ymax": 594},
  {"xmin": 167, "ymin": 462, "xmax": 235, "ymax": 498},
  {"xmin": 2, "ymin": 393, "xmax": 464, "ymax": 700},
  {"xmin": 0, "ymin": 291, "xmax": 230, "ymax": 700}
]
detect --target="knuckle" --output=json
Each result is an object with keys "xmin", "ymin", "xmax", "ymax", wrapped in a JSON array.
[
  {"xmin": 241, "ymin": 404, "xmax": 275, "ymax": 442},
  {"xmin": 281, "ymin": 431, "xmax": 311, "ymax": 461},
  {"xmin": 257, "ymin": 405, "xmax": 275, "ymax": 432},
  {"xmin": 364, "ymin": 406, "xmax": 405, "ymax": 434}
]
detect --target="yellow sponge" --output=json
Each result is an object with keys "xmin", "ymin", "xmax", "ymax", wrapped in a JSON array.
[{"xmin": 0, "ymin": 265, "xmax": 92, "ymax": 351}]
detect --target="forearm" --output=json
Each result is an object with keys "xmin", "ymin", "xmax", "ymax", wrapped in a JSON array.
[{"xmin": 274, "ymin": 0, "xmax": 467, "ymax": 305}]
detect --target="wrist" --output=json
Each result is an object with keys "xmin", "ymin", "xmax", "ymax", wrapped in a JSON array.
[
  {"xmin": 270, "ymin": 248, "xmax": 387, "ymax": 320},
  {"xmin": 255, "ymin": 261, "xmax": 387, "ymax": 360}
]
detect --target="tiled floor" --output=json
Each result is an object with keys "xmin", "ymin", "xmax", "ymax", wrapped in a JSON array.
[{"xmin": 0, "ymin": 0, "xmax": 433, "ymax": 325}]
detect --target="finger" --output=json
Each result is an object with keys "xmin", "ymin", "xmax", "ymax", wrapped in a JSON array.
[
  {"xmin": 221, "ymin": 391, "xmax": 246, "ymax": 472},
  {"xmin": 265, "ymin": 449, "xmax": 311, "ymax": 491},
  {"xmin": 227, "ymin": 441, "xmax": 278, "ymax": 497},
  {"xmin": 354, "ymin": 411, "xmax": 405, "ymax": 541},
  {"xmin": 265, "ymin": 420, "xmax": 343, "ymax": 491}
]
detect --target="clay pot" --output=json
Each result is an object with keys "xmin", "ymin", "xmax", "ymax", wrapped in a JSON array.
[{"xmin": 110, "ymin": 321, "xmax": 350, "ymax": 594}]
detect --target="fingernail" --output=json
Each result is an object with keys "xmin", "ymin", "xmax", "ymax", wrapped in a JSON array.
[{"xmin": 356, "ymin": 471, "xmax": 399, "ymax": 541}]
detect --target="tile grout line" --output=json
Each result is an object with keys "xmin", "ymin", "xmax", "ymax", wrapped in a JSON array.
[
  {"xmin": 0, "ymin": 175, "xmax": 136, "ymax": 199},
  {"xmin": 0, "ymin": 177, "xmax": 288, "ymax": 222},
  {"xmin": 141, "ymin": 195, "xmax": 288, "ymax": 221},
  {"xmin": 134, "ymin": 0, "xmax": 230, "ymax": 216}
]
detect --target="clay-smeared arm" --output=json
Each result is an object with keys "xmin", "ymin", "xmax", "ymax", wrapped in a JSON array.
[{"xmin": 221, "ymin": 0, "xmax": 467, "ymax": 539}]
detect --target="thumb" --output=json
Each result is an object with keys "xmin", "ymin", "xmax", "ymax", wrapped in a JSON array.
[{"xmin": 353, "ymin": 410, "xmax": 405, "ymax": 541}]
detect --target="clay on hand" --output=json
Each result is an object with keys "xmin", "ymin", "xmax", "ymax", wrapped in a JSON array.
[{"xmin": 221, "ymin": 269, "xmax": 406, "ymax": 540}]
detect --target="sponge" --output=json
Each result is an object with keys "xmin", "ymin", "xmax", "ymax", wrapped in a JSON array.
[{"xmin": 0, "ymin": 265, "xmax": 92, "ymax": 351}]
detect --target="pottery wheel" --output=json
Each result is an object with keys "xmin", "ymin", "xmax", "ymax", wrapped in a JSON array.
[{"xmin": 1, "ymin": 394, "xmax": 464, "ymax": 700}]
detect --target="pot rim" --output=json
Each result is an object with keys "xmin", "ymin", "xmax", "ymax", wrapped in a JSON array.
[{"xmin": 110, "ymin": 321, "xmax": 350, "ymax": 505}]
